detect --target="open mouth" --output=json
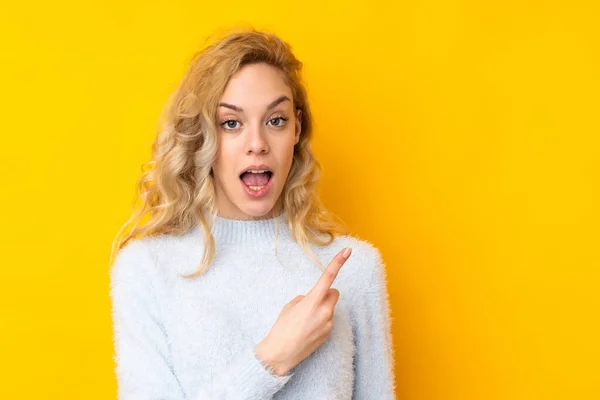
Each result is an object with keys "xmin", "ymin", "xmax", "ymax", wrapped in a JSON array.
[{"xmin": 239, "ymin": 170, "xmax": 274, "ymax": 192}]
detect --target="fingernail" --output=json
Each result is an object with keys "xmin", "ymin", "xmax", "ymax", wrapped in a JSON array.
[{"xmin": 342, "ymin": 247, "xmax": 351, "ymax": 258}]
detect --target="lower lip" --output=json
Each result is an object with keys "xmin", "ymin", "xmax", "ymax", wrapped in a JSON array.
[{"xmin": 240, "ymin": 174, "xmax": 274, "ymax": 199}]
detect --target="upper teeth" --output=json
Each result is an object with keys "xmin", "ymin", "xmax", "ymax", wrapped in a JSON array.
[{"xmin": 246, "ymin": 169, "xmax": 269, "ymax": 173}]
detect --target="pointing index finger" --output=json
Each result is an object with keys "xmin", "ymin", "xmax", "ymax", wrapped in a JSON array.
[{"xmin": 308, "ymin": 247, "xmax": 352, "ymax": 300}]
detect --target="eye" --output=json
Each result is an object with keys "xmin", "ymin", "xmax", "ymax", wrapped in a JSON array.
[
  {"xmin": 267, "ymin": 116, "xmax": 289, "ymax": 127},
  {"xmin": 220, "ymin": 118, "xmax": 240, "ymax": 130}
]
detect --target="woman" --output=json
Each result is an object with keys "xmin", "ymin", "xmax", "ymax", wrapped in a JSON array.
[{"xmin": 110, "ymin": 27, "xmax": 396, "ymax": 399}]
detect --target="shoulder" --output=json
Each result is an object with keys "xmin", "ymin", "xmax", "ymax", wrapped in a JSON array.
[
  {"xmin": 313, "ymin": 234, "xmax": 386, "ymax": 295},
  {"xmin": 336, "ymin": 234, "xmax": 383, "ymax": 271},
  {"xmin": 110, "ymin": 228, "xmax": 203, "ymax": 287},
  {"xmin": 109, "ymin": 236, "xmax": 158, "ymax": 296}
]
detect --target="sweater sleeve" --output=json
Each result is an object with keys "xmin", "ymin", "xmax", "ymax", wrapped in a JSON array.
[
  {"xmin": 110, "ymin": 240, "xmax": 294, "ymax": 400},
  {"xmin": 351, "ymin": 244, "xmax": 397, "ymax": 399}
]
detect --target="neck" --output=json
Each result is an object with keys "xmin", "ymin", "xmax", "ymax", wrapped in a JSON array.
[{"xmin": 199, "ymin": 210, "xmax": 293, "ymax": 247}]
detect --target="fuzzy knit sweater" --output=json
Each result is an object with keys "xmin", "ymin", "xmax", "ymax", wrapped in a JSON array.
[{"xmin": 109, "ymin": 212, "xmax": 396, "ymax": 399}]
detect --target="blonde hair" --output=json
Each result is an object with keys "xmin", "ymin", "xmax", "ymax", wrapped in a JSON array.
[{"xmin": 111, "ymin": 27, "xmax": 349, "ymax": 277}]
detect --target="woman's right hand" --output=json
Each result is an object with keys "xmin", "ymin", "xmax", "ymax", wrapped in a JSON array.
[{"xmin": 255, "ymin": 247, "xmax": 353, "ymax": 376}]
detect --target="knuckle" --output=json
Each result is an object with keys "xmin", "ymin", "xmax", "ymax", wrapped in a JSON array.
[
  {"xmin": 325, "ymin": 320, "xmax": 333, "ymax": 331},
  {"xmin": 287, "ymin": 295, "xmax": 303, "ymax": 308},
  {"xmin": 321, "ymin": 307, "xmax": 334, "ymax": 321}
]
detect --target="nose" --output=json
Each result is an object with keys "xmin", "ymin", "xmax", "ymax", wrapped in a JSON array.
[{"xmin": 245, "ymin": 122, "xmax": 269, "ymax": 155}]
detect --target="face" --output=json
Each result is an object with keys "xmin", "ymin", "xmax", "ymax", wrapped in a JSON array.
[{"xmin": 212, "ymin": 62, "xmax": 302, "ymax": 220}]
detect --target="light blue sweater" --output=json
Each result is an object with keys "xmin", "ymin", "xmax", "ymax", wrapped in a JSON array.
[{"xmin": 110, "ymin": 212, "xmax": 396, "ymax": 399}]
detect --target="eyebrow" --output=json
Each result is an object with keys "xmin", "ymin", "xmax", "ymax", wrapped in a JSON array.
[{"xmin": 218, "ymin": 95, "xmax": 290, "ymax": 112}]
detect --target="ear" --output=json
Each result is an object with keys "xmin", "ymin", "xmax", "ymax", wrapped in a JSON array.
[{"xmin": 294, "ymin": 108, "xmax": 302, "ymax": 145}]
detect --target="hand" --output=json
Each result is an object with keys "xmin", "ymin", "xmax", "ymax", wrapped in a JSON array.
[{"xmin": 255, "ymin": 247, "xmax": 353, "ymax": 376}]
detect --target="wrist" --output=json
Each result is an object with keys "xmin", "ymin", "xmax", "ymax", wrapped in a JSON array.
[{"xmin": 255, "ymin": 341, "xmax": 290, "ymax": 377}]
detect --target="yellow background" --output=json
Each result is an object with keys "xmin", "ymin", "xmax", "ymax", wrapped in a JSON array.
[{"xmin": 1, "ymin": 1, "xmax": 598, "ymax": 398}]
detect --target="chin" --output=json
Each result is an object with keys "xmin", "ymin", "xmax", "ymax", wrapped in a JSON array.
[
  {"xmin": 217, "ymin": 174, "xmax": 284, "ymax": 219},
  {"xmin": 236, "ymin": 201, "xmax": 278, "ymax": 219}
]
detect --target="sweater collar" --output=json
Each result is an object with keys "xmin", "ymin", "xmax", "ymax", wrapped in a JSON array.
[{"xmin": 200, "ymin": 210, "xmax": 293, "ymax": 247}]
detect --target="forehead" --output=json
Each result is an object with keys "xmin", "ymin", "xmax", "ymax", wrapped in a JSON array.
[{"xmin": 219, "ymin": 63, "xmax": 293, "ymax": 110}]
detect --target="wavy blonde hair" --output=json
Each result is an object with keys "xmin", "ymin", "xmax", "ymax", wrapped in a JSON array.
[{"xmin": 111, "ymin": 27, "xmax": 349, "ymax": 278}]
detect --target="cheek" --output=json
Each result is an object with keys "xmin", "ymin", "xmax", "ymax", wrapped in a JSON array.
[
  {"xmin": 213, "ymin": 141, "xmax": 235, "ymax": 174},
  {"xmin": 278, "ymin": 147, "xmax": 296, "ymax": 175}
]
